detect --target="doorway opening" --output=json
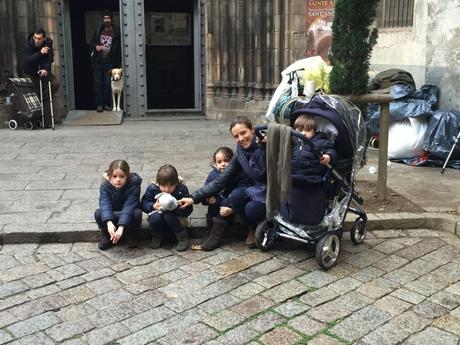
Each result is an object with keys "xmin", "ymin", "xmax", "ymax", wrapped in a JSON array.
[
  {"xmin": 144, "ymin": 0, "xmax": 195, "ymax": 109},
  {"xmin": 69, "ymin": 0, "xmax": 119, "ymax": 110}
]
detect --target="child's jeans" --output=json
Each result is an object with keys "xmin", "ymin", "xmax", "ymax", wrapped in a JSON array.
[
  {"xmin": 207, "ymin": 196, "xmax": 233, "ymax": 224},
  {"xmin": 148, "ymin": 212, "xmax": 184, "ymax": 234},
  {"xmin": 94, "ymin": 208, "xmax": 142, "ymax": 239}
]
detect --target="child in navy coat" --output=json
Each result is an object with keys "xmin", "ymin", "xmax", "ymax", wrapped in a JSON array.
[
  {"xmin": 94, "ymin": 159, "xmax": 142, "ymax": 250},
  {"xmin": 283, "ymin": 114, "xmax": 337, "ymax": 225},
  {"xmin": 192, "ymin": 147, "xmax": 248, "ymax": 251},
  {"xmin": 141, "ymin": 164, "xmax": 193, "ymax": 251}
]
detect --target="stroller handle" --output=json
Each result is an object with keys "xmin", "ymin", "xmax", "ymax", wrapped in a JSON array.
[{"xmin": 255, "ymin": 124, "xmax": 323, "ymax": 159}]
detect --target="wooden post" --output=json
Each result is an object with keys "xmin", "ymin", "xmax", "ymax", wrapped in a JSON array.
[{"xmin": 346, "ymin": 93, "xmax": 393, "ymax": 200}]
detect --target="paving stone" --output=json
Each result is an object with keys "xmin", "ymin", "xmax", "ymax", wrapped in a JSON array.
[
  {"xmin": 428, "ymin": 290, "xmax": 460, "ymax": 309},
  {"xmin": 4, "ymin": 332, "xmax": 55, "ymax": 345},
  {"xmin": 82, "ymin": 323, "xmax": 131, "ymax": 345},
  {"xmin": 329, "ymin": 276, "xmax": 362, "ymax": 294},
  {"xmin": 404, "ymin": 274, "xmax": 449, "ymax": 296},
  {"xmin": 343, "ymin": 249, "xmax": 387, "ymax": 268},
  {"xmin": 231, "ymin": 296, "xmax": 275, "ymax": 318},
  {"xmin": 198, "ymin": 293, "xmax": 241, "ymax": 314},
  {"xmin": 56, "ymin": 276, "xmax": 86, "ymax": 290},
  {"xmin": 274, "ymin": 300, "xmax": 310, "ymax": 317},
  {"xmin": 203, "ymin": 309, "xmax": 245, "ymax": 332},
  {"xmin": 215, "ymin": 324, "xmax": 259, "ymax": 345},
  {"xmin": 213, "ymin": 251, "xmax": 272, "ymax": 276},
  {"xmin": 25, "ymin": 283, "xmax": 61, "ymax": 299},
  {"xmin": 45, "ymin": 319, "xmax": 94, "ymax": 342},
  {"xmin": 299, "ymin": 287, "xmax": 339, "ymax": 307},
  {"xmin": 351, "ymin": 266, "xmax": 385, "ymax": 283},
  {"xmin": 333, "ymin": 292, "xmax": 374, "ymax": 312},
  {"xmin": 48, "ymin": 264, "xmax": 87, "ymax": 281},
  {"xmin": 0, "ymin": 280, "xmax": 30, "ymax": 299},
  {"xmin": 307, "ymin": 299, "xmax": 352, "ymax": 323},
  {"xmin": 397, "ymin": 238, "xmax": 445, "ymax": 260},
  {"xmin": 245, "ymin": 311, "xmax": 285, "ymax": 333},
  {"xmin": 372, "ymin": 255, "xmax": 409, "ymax": 272},
  {"xmin": 9, "ymin": 294, "xmax": 69, "ymax": 320},
  {"xmin": 117, "ymin": 322, "xmax": 168, "ymax": 345},
  {"xmin": 37, "ymin": 243, "xmax": 73, "ymax": 254},
  {"xmin": 119, "ymin": 305, "xmax": 174, "ymax": 332},
  {"xmin": 248, "ymin": 258, "xmax": 287, "ymax": 275},
  {"xmin": 432, "ymin": 263, "xmax": 460, "ymax": 284},
  {"xmin": 0, "ymin": 262, "xmax": 49, "ymax": 283},
  {"xmin": 261, "ymin": 280, "xmax": 309, "ymax": 303},
  {"xmin": 259, "ymin": 326, "xmax": 302, "ymax": 345},
  {"xmin": 373, "ymin": 295, "xmax": 412, "ymax": 316},
  {"xmin": 0, "ymin": 254, "xmax": 20, "ymax": 270},
  {"xmin": 85, "ymin": 276, "xmax": 122, "ymax": 295},
  {"xmin": 253, "ymin": 265, "xmax": 304, "ymax": 289},
  {"xmin": 157, "ymin": 322, "xmax": 218, "ymax": 345},
  {"xmin": 391, "ymin": 288, "xmax": 426, "ymax": 304},
  {"xmin": 383, "ymin": 268, "xmax": 420, "ymax": 285},
  {"xmin": 179, "ymin": 261, "xmax": 212, "ymax": 274},
  {"xmin": 403, "ymin": 258, "xmax": 443, "ymax": 275},
  {"xmin": 373, "ymin": 240, "xmax": 406, "ymax": 254},
  {"xmin": 404, "ymin": 326, "xmax": 459, "ymax": 345},
  {"xmin": 230, "ymin": 282, "xmax": 266, "ymax": 300},
  {"xmin": 356, "ymin": 281, "xmax": 393, "ymax": 299},
  {"xmin": 388, "ymin": 311, "xmax": 431, "ymax": 333},
  {"xmin": 307, "ymin": 334, "xmax": 341, "ymax": 345},
  {"xmin": 202, "ymin": 251, "xmax": 240, "ymax": 266},
  {"xmin": 59, "ymin": 285, "xmax": 97, "ymax": 304},
  {"xmin": 81, "ymin": 267, "xmax": 114, "ymax": 282},
  {"xmin": 86, "ymin": 288, "xmax": 132, "ymax": 310},
  {"xmin": 433, "ymin": 314, "xmax": 460, "ymax": 337},
  {"xmin": 0, "ymin": 330, "xmax": 14, "ymax": 344},
  {"xmin": 22, "ymin": 272, "xmax": 56, "ymax": 289},
  {"xmin": 288, "ymin": 314, "xmax": 325, "ymax": 336},
  {"xmin": 360, "ymin": 322, "xmax": 410, "ymax": 345},
  {"xmin": 329, "ymin": 305, "xmax": 391, "ymax": 341},
  {"xmin": 7, "ymin": 312, "xmax": 61, "ymax": 338},
  {"xmin": 297, "ymin": 270, "xmax": 339, "ymax": 289},
  {"xmin": 411, "ymin": 300, "xmax": 449, "ymax": 319},
  {"xmin": 55, "ymin": 303, "xmax": 97, "ymax": 322},
  {"xmin": 0, "ymin": 310, "xmax": 18, "ymax": 328}
]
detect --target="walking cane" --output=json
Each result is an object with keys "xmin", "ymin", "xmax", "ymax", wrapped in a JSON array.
[
  {"xmin": 39, "ymin": 78, "xmax": 45, "ymax": 129},
  {"xmin": 441, "ymin": 130, "xmax": 460, "ymax": 174},
  {"xmin": 47, "ymin": 79, "xmax": 55, "ymax": 130}
]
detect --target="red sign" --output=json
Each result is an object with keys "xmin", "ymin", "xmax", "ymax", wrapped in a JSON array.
[{"xmin": 305, "ymin": 0, "xmax": 335, "ymax": 61}]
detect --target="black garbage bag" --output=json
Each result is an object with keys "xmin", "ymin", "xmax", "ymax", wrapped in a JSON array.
[
  {"xmin": 423, "ymin": 110, "xmax": 460, "ymax": 168},
  {"xmin": 367, "ymin": 84, "xmax": 439, "ymax": 135}
]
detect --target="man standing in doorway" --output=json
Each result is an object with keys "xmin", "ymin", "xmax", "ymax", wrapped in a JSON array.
[
  {"xmin": 22, "ymin": 28, "xmax": 60, "ymax": 127},
  {"xmin": 90, "ymin": 10, "xmax": 121, "ymax": 112}
]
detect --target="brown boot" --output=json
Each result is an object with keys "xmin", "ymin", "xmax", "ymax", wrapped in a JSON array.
[{"xmin": 201, "ymin": 218, "xmax": 226, "ymax": 251}]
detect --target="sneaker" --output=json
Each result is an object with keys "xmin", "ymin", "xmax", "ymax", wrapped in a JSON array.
[
  {"xmin": 98, "ymin": 236, "xmax": 112, "ymax": 250},
  {"xmin": 96, "ymin": 105, "xmax": 103, "ymax": 112}
]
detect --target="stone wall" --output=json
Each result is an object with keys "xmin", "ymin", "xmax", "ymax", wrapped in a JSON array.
[
  {"xmin": 0, "ymin": 0, "xmax": 65, "ymax": 126},
  {"xmin": 371, "ymin": 0, "xmax": 460, "ymax": 111},
  {"xmin": 205, "ymin": 0, "xmax": 307, "ymax": 123}
]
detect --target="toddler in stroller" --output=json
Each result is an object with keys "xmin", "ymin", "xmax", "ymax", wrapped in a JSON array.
[{"xmin": 255, "ymin": 94, "xmax": 368, "ymax": 269}]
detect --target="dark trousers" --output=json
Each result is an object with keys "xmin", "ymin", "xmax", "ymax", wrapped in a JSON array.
[
  {"xmin": 92, "ymin": 59, "xmax": 111, "ymax": 108},
  {"xmin": 228, "ymin": 187, "xmax": 266, "ymax": 230},
  {"xmin": 207, "ymin": 196, "xmax": 233, "ymax": 224},
  {"xmin": 148, "ymin": 212, "xmax": 184, "ymax": 234},
  {"xmin": 94, "ymin": 208, "xmax": 142, "ymax": 239}
]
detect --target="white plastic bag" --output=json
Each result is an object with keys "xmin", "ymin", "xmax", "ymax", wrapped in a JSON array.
[{"xmin": 388, "ymin": 117, "xmax": 428, "ymax": 159}]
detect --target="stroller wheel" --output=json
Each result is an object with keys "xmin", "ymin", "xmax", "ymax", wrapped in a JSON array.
[
  {"xmin": 25, "ymin": 121, "xmax": 34, "ymax": 130},
  {"xmin": 255, "ymin": 220, "xmax": 277, "ymax": 251},
  {"xmin": 315, "ymin": 233, "xmax": 340, "ymax": 270},
  {"xmin": 350, "ymin": 218, "xmax": 367, "ymax": 244},
  {"xmin": 8, "ymin": 119, "xmax": 18, "ymax": 130}
]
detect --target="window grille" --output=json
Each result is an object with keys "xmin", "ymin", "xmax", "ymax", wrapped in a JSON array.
[{"xmin": 377, "ymin": 0, "xmax": 414, "ymax": 28}]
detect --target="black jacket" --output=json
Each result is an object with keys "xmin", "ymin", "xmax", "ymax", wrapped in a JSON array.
[
  {"xmin": 99, "ymin": 173, "xmax": 142, "ymax": 226},
  {"xmin": 141, "ymin": 183, "xmax": 193, "ymax": 217},
  {"xmin": 291, "ymin": 132, "xmax": 337, "ymax": 186},
  {"xmin": 89, "ymin": 24, "xmax": 122, "ymax": 68},
  {"xmin": 22, "ymin": 33, "xmax": 55, "ymax": 76}
]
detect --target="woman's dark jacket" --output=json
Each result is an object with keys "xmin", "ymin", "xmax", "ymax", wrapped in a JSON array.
[
  {"xmin": 89, "ymin": 24, "xmax": 122, "ymax": 68},
  {"xmin": 192, "ymin": 140, "xmax": 266, "ymax": 203},
  {"xmin": 22, "ymin": 33, "xmax": 55, "ymax": 75},
  {"xmin": 99, "ymin": 173, "xmax": 142, "ymax": 226},
  {"xmin": 141, "ymin": 183, "xmax": 193, "ymax": 217},
  {"xmin": 291, "ymin": 132, "xmax": 337, "ymax": 187}
]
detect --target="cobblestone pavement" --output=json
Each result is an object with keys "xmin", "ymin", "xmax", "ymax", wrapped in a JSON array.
[{"xmin": 1, "ymin": 229, "xmax": 460, "ymax": 345}]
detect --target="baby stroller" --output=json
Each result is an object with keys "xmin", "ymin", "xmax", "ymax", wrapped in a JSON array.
[{"xmin": 255, "ymin": 94, "xmax": 368, "ymax": 270}]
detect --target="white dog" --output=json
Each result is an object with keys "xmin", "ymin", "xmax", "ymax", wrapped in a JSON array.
[{"xmin": 111, "ymin": 68, "xmax": 123, "ymax": 112}]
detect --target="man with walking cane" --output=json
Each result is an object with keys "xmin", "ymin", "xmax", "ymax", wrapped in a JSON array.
[{"xmin": 22, "ymin": 28, "xmax": 59, "ymax": 128}]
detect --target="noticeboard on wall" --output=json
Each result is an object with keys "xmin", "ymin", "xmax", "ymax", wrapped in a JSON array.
[
  {"xmin": 305, "ymin": 0, "xmax": 335, "ymax": 62},
  {"xmin": 145, "ymin": 12, "xmax": 191, "ymax": 46}
]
